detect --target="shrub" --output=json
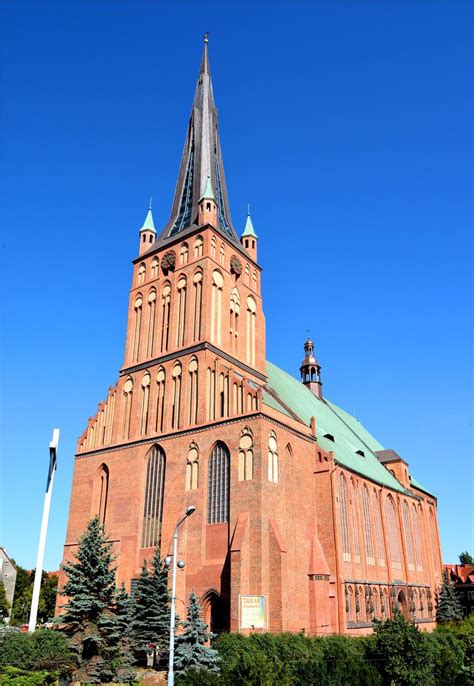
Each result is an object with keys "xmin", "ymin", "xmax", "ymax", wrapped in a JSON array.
[
  {"xmin": 176, "ymin": 668, "xmax": 222, "ymax": 685},
  {"xmin": 0, "ymin": 630, "xmax": 74, "ymax": 676},
  {"xmin": 0, "ymin": 667, "xmax": 55, "ymax": 686}
]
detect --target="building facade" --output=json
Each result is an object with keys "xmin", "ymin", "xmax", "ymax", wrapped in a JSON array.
[
  {"xmin": 0, "ymin": 547, "xmax": 17, "ymax": 619},
  {"xmin": 444, "ymin": 564, "xmax": 474, "ymax": 618},
  {"xmin": 58, "ymin": 43, "xmax": 443, "ymax": 635}
]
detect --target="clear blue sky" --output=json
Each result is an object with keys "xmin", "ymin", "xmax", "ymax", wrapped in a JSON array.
[{"xmin": 1, "ymin": 0, "xmax": 472, "ymax": 570}]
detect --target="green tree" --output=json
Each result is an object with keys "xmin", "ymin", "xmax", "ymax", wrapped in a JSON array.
[
  {"xmin": 436, "ymin": 570, "xmax": 463, "ymax": 623},
  {"xmin": 460, "ymin": 551, "xmax": 474, "ymax": 565},
  {"xmin": 174, "ymin": 592, "xmax": 220, "ymax": 676},
  {"xmin": 0, "ymin": 629, "xmax": 75, "ymax": 675},
  {"xmin": 0, "ymin": 582, "xmax": 10, "ymax": 619},
  {"xmin": 370, "ymin": 608, "xmax": 435, "ymax": 685},
  {"xmin": 59, "ymin": 516, "xmax": 134, "ymax": 682},
  {"xmin": 130, "ymin": 548, "xmax": 170, "ymax": 663},
  {"xmin": 10, "ymin": 567, "xmax": 58, "ymax": 626}
]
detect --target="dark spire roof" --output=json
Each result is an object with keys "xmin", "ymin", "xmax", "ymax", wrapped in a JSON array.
[{"xmin": 157, "ymin": 42, "xmax": 238, "ymax": 244}]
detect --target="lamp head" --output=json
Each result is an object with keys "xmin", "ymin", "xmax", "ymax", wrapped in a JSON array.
[{"xmin": 185, "ymin": 506, "xmax": 196, "ymax": 517}]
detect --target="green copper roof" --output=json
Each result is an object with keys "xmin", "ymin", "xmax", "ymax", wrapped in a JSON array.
[
  {"xmin": 264, "ymin": 361, "xmax": 430, "ymax": 496},
  {"xmin": 199, "ymin": 176, "xmax": 215, "ymax": 201},
  {"xmin": 242, "ymin": 212, "xmax": 258, "ymax": 238},
  {"xmin": 140, "ymin": 208, "xmax": 156, "ymax": 232}
]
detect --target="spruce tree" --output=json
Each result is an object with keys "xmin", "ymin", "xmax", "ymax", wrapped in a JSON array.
[
  {"xmin": 130, "ymin": 548, "xmax": 171, "ymax": 664},
  {"xmin": 59, "ymin": 516, "xmax": 133, "ymax": 682},
  {"xmin": 436, "ymin": 570, "xmax": 463, "ymax": 623},
  {"xmin": 174, "ymin": 592, "xmax": 220, "ymax": 675},
  {"xmin": 460, "ymin": 551, "xmax": 474, "ymax": 565}
]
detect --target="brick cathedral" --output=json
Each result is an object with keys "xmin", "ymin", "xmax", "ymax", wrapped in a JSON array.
[{"xmin": 59, "ymin": 42, "xmax": 443, "ymax": 635}]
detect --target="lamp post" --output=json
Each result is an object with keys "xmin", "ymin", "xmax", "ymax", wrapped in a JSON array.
[
  {"xmin": 167, "ymin": 505, "xmax": 195, "ymax": 686},
  {"xmin": 28, "ymin": 428, "xmax": 60, "ymax": 632}
]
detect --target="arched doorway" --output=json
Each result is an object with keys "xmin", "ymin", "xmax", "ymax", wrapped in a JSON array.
[
  {"xmin": 397, "ymin": 590, "xmax": 408, "ymax": 618},
  {"xmin": 201, "ymin": 589, "xmax": 227, "ymax": 637}
]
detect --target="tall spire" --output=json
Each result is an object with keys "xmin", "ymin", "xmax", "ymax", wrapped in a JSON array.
[{"xmin": 158, "ymin": 39, "xmax": 238, "ymax": 243}]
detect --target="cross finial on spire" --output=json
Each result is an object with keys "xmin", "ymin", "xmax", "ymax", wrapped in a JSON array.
[
  {"xmin": 203, "ymin": 31, "xmax": 210, "ymax": 44},
  {"xmin": 149, "ymin": 196, "xmax": 152, "ymax": 210}
]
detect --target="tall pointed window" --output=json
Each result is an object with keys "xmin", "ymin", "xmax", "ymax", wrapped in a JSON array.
[
  {"xmin": 122, "ymin": 377, "xmax": 133, "ymax": 439},
  {"xmin": 194, "ymin": 235, "xmax": 203, "ymax": 257},
  {"xmin": 140, "ymin": 372, "xmax": 151, "ymax": 435},
  {"xmin": 429, "ymin": 507, "xmax": 440, "ymax": 571},
  {"xmin": 155, "ymin": 367, "xmax": 166, "ymax": 433},
  {"xmin": 160, "ymin": 283, "xmax": 171, "ymax": 352},
  {"xmin": 361, "ymin": 485, "xmax": 375, "ymax": 565},
  {"xmin": 176, "ymin": 276, "xmax": 187, "ymax": 347},
  {"xmin": 252, "ymin": 270, "xmax": 257, "ymax": 291},
  {"xmin": 186, "ymin": 442, "xmax": 199, "ymax": 491},
  {"xmin": 402, "ymin": 500, "xmax": 415, "ymax": 571},
  {"xmin": 412, "ymin": 504, "xmax": 423, "ymax": 571},
  {"xmin": 350, "ymin": 480, "xmax": 360, "ymax": 563},
  {"xmin": 146, "ymin": 290, "xmax": 157, "ymax": 357},
  {"xmin": 246, "ymin": 296, "xmax": 257, "ymax": 366},
  {"xmin": 219, "ymin": 242, "xmax": 225, "ymax": 265},
  {"xmin": 192, "ymin": 270, "xmax": 203, "ymax": 341},
  {"xmin": 179, "ymin": 242, "xmax": 189, "ymax": 265},
  {"xmin": 339, "ymin": 473, "xmax": 351, "ymax": 561},
  {"xmin": 218, "ymin": 372, "xmax": 229, "ymax": 418},
  {"xmin": 238, "ymin": 427, "xmax": 253, "ymax": 481},
  {"xmin": 268, "ymin": 430, "xmax": 278, "ymax": 483},
  {"xmin": 210, "ymin": 235, "xmax": 216, "ymax": 259},
  {"xmin": 207, "ymin": 367, "xmax": 216, "ymax": 421},
  {"xmin": 171, "ymin": 363, "xmax": 182, "ymax": 429},
  {"xmin": 137, "ymin": 263, "xmax": 146, "ymax": 285},
  {"xmin": 132, "ymin": 296, "xmax": 143, "ymax": 361},
  {"xmin": 211, "ymin": 270, "xmax": 223, "ymax": 345},
  {"xmin": 207, "ymin": 442, "xmax": 230, "ymax": 524},
  {"xmin": 141, "ymin": 446, "xmax": 166, "ymax": 548},
  {"xmin": 151, "ymin": 257, "xmax": 159, "ymax": 278},
  {"xmin": 96, "ymin": 464, "xmax": 109, "ymax": 524},
  {"xmin": 230, "ymin": 287, "xmax": 240, "ymax": 352},
  {"xmin": 385, "ymin": 495, "xmax": 401, "ymax": 569},
  {"xmin": 373, "ymin": 490, "xmax": 386, "ymax": 566},
  {"xmin": 245, "ymin": 264, "xmax": 250, "ymax": 284},
  {"xmin": 188, "ymin": 357, "xmax": 199, "ymax": 425}
]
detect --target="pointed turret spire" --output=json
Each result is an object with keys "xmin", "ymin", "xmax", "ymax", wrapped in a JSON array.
[
  {"xmin": 138, "ymin": 202, "xmax": 156, "ymax": 255},
  {"xmin": 241, "ymin": 207, "xmax": 258, "ymax": 260},
  {"xmin": 300, "ymin": 337, "xmax": 323, "ymax": 399},
  {"xmin": 158, "ymin": 39, "xmax": 237, "ymax": 243}
]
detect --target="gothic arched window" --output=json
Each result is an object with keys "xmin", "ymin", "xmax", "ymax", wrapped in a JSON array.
[
  {"xmin": 188, "ymin": 357, "xmax": 199, "ymax": 425},
  {"xmin": 207, "ymin": 442, "xmax": 230, "ymax": 524},
  {"xmin": 155, "ymin": 367, "xmax": 166, "ymax": 433},
  {"xmin": 141, "ymin": 446, "xmax": 166, "ymax": 548},
  {"xmin": 402, "ymin": 500, "xmax": 415, "ymax": 570},
  {"xmin": 246, "ymin": 295, "xmax": 257, "ymax": 366},
  {"xmin": 219, "ymin": 243, "xmax": 225, "ymax": 265},
  {"xmin": 210, "ymin": 235, "xmax": 216, "ymax": 259},
  {"xmin": 96, "ymin": 464, "xmax": 109, "ymax": 524},
  {"xmin": 179, "ymin": 242, "xmax": 189, "ymax": 265},
  {"xmin": 230, "ymin": 287, "xmax": 240, "ymax": 352},
  {"xmin": 171, "ymin": 362, "xmax": 182, "ymax": 429},
  {"xmin": 137, "ymin": 262, "xmax": 146, "ymax": 285},
  {"xmin": 146, "ymin": 289, "xmax": 157, "ymax": 357},
  {"xmin": 361, "ymin": 484, "xmax": 375, "ymax": 565},
  {"xmin": 176, "ymin": 276, "xmax": 187, "ymax": 347},
  {"xmin": 132, "ymin": 295, "xmax": 143, "ymax": 361},
  {"xmin": 268, "ymin": 430, "xmax": 278, "ymax": 483},
  {"xmin": 373, "ymin": 490, "xmax": 386, "ymax": 566},
  {"xmin": 122, "ymin": 377, "xmax": 133, "ymax": 439},
  {"xmin": 151, "ymin": 257, "xmax": 159, "ymax": 278},
  {"xmin": 186, "ymin": 442, "xmax": 199, "ymax": 491},
  {"xmin": 194, "ymin": 235, "xmax": 203, "ymax": 257},
  {"xmin": 238, "ymin": 427, "xmax": 253, "ymax": 481},
  {"xmin": 350, "ymin": 479, "xmax": 361, "ymax": 563},
  {"xmin": 385, "ymin": 495, "xmax": 401, "ymax": 569},
  {"xmin": 412, "ymin": 504, "xmax": 423, "ymax": 571},
  {"xmin": 339, "ymin": 473, "xmax": 351, "ymax": 561},
  {"xmin": 211, "ymin": 270, "xmax": 223, "ymax": 345},
  {"xmin": 140, "ymin": 371, "xmax": 151, "ymax": 435},
  {"xmin": 160, "ymin": 283, "xmax": 171, "ymax": 352},
  {"xmin": 192, "ymin": 270, "xmax": 203, "ymax": 341}
]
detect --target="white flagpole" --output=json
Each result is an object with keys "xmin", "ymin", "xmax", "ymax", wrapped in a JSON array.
[{"xmin": 28, "ymin": 428, "xmax": 60, "ymax": 632}]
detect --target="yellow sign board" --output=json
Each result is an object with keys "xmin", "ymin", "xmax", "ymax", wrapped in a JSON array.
[{"xmin": 240, "ymin": 595, "xmax": 266, "ymax": 629}]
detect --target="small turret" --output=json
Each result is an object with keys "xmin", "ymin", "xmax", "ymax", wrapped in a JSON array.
[
  {"xmin": 198, "ymin": 176, "xmax": 217, "ymax": 227},
  {"xmin": 300, "ymin": 337, "xmax": 323, "ymax": 399},
  {"xmin": 241, "ymin": 208, "xmax": 258, "ymax": 261},
  {"xmin": 139, "ymin": 201, "xmax": 156, "ymax": 255}
]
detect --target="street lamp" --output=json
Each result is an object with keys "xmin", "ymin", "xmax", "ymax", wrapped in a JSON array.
[
  {"xmin": 167, "ymin": 505, "xmax": 195, "ymax": 686},
  {"xmin": 28, "ymin": 428, "xmax": 60, "ymax": 632}
]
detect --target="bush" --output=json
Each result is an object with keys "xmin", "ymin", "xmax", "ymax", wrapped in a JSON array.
[
  {"xmin": 176, "ymin": 668, "xmax": 222, "ymax": 685},
  {"xmin": 0, "ymin": 630, "xmax": 75, "ymax": 675},
  {"xmin": 0, "ymin": 667, "xmax": 55, "ymax": 686}
]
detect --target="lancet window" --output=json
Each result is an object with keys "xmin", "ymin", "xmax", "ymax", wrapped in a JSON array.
[
  {"xmin": 141, "ymin": 446, "xmax": 166, "ymax": 548},
  {"xmin": 429, "ymin": 507, "xmax": 440, "ymax": 570},
  {"xmin": 361, "ymin": 484, "xmax": 375, "ymax": 565},
  {"xmin": 219, "ymin": 243, "xmax": 225, "ymax": 265},
  {"xmin": 146, "ymin": 289, "xmax": 157, "ymax": 357},
  {"xmin": 385, "ymin": 495, "xmax": 401, "ymax": 569},
  {"xmin": 339, "ymin": 473, "xmax": 351, "ymax": 561},
  {"xmin": 218, "ymin": 372, "xmax": 229, "ymax": 418},
  {"xmin": 207, "ymin": 442, "xmax": 230, "ymax": 524},
  {"xmin": 252, "ymin": 270, "xmax": 257, "ymax": 291},
  {"xmin": 210, "ymin": 235, "xmax": 216, "ymax": 259},
  {"xmin": 160, "ymin": 283, "xmax": 171, "ymax": 352},
  {"xmin": 230, "ymin": 287, "xmax": 240, "ymax": 352},
  {"xmin": 412, "ymin": 504, "xmax": 423, "ymax": 571},
  {"xmin": 238, "ymin": 427, "xmax": 253, "ymax": 481},
  {"xmin": 171, "ymin": 363, "xmax": 182, "ymax": 429},
  {"xmin": 245, "ymin": 264, "xmax": 250, "ymax": 284},
  {"xmin": 373, "ymin": 490, "xmax": 386, "ymax": 566},
  {"xmin": 179, "ymin": 242, "xmax": 189, "ymax": 265},
  {"xmin": 122, "ymin": 377, "xmax": 133, "ymax": 440},
  {"xmin": 96, "ymin": 464, "xmax": 109, "ymax": 524},
  {"xmin": 151, "ymin": 257, "xmax": 159, "ymax": 278},
  {"xmin": 268, "ymin": 430, "xmax": 278, "ymax": 483},
  {"xmin": 176, "ymin": 276, "xmax": 187, "ymax": 347},
  {"xmin": 155, "ymin": 367, "xmax": 166, "ymax": 433},
  {"xmin": 140, "ymin": 372, "xmax": 151, "ymax": 435},
  {"xmin": 185, "ymin": 442, "xmax": 199, "ymax": 491},
  {"xmin": 194, "ymin": 235, "xmax": 203, "ymax": 257},
  {"xmin": 402, "ymin": 500, "xmax": 415, "ymax": 570},
  {"xmin": 132, "ymin": 296, "xmax": 143, "ymax": 361},
  {"xmin": 246, "ymin": 295, "xmax": 257, "ymax": 366},
  {"xmin": 137, "ymin": 263, "xmax": 146, "ymax": 285},
  {"xmin": 211, "ymin": 270, "xmax": 223, "ymax": 345},
  {"xmin": 350, "ymin": 479, "xmax": 360, "ymax": 563},
  {"xmin": 207, "ymin": 367, "xmax": 216, "ymax": 421},
  {"xmin": 192, "ymin": 270, "xmax": 203, "ymax": 341},
  {"xmin": 188, "ymin": 357, "xmax": 199, "ymax": 425}
]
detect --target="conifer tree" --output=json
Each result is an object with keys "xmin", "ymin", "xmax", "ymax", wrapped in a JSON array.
[
  {"xmin": 130, "ymin": 548, "xmax": 171, "ymax": 663},
  {"xmin": 460, "ymin": 551, "xmax": 474, "ymax": 565},
  {"xmin": 59, "ymin": 516, "xmax": 135, "ymax": 682},
  {"xmin": 174, "ymin": 592, "xmax": 220, "ymax": 675},
  {"xmin": 436, "ymin": 570, "xmax": 463, "ymax": 623}
]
